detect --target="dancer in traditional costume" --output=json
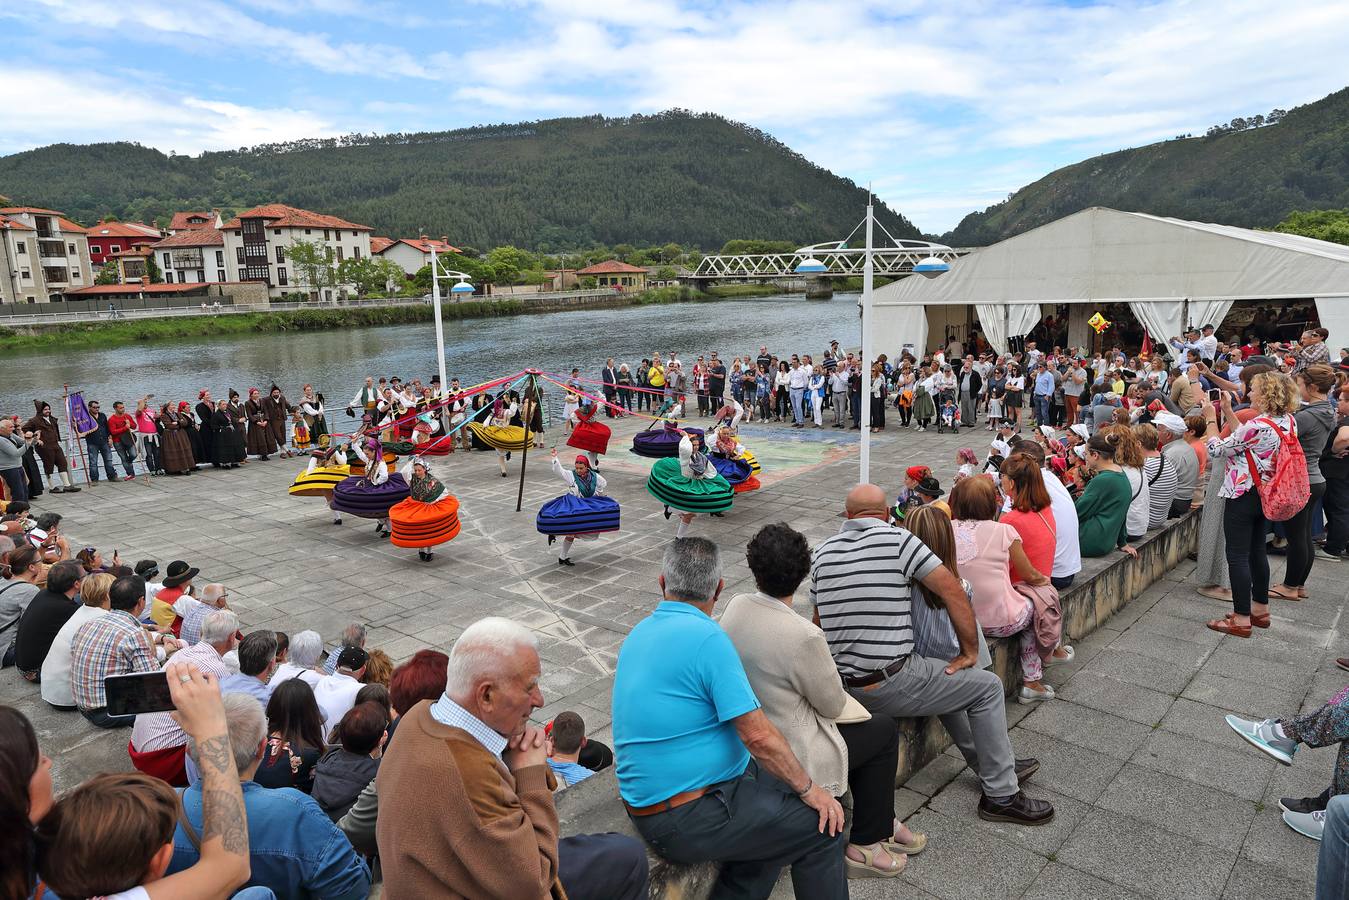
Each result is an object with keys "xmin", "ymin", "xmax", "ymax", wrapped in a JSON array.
[
  {"xmin": 288, "ymin": 444, "xmax": 350, "ymax": 524},
  {"xmin": 712, "ymin": 396, "xmax": 745, "ymax": 430},
  {"xmin": 566, "ymin": 399, "xmax": 611, "ymax": 469},
  {"xmin": 22, "ymin": 401, "xmax": 80, "ymax": 493},
  {"xmin": 710, "ymin": 426, "xmax": 761, "ymax": 494},
  {"xmin": 244, "ymin": 389, "xmax": 278, "ymax": 460},
  {"xmin": 646, "ymin": 429, "xmax": 733, "ymax": 537},
  {"xmin": 195, "ymin": 391, "xmax": 218, "ymax": 467},
  {"xmin": 632, "ymin": 419, "xmax": 702, "ymax": 458},
  {"xmin": 209, "ymin": 400, "xmax": 241, "ymax": 469},
  {"xmin": 521, "ymin": 383, "xmax": 546, "ymax": 449},
  {"xmin": 539, "ymin": 449, "xmax": 619, "ymax": 567},
  {"xmin": 225, "ymin": 391, "xmax": 249, "ymax": 464},
  {"xmin": 332, "ymin": 436, "xmax": 410, "ymax": 536},
  {"xmin": 262, "ymin": 385, "xmax": 292, "ymax": 459},
  {"xmin": 388, "ymin": 457, "xmax": 461, "ymax": 562},
  {"xmin": 346, "ymin": 377, "xmax": 380, "ymax": 419},
  {"xmin": 290, "ymin": 408, "xmax": 311, "ymax": 452},
  {"xmin": 467, "ymin": 393, "xmax": 531, "ymax": 477},
  {"xmin": 299, "ymin": 385, "xmax": 329, "ymax": 447},
  {"xmin": 177, "ymin": 402, "xmax": 204, "ymax": 466},
  {"xmin": 157, "ymin": 403, "xmax": 195, "ymax": 476}
]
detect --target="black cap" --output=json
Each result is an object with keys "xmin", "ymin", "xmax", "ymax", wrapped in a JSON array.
[
  {"xmin": 915, "ymin": 476, "xmax": 944, "ymax": 498},
  {"xmin": 337, "ymin": 645, "xmax": 369, "ymax": 671}
]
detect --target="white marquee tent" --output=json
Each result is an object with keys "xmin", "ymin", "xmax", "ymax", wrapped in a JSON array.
[{"xmin": 872, "ymin": 207, "xmax": 1349, "ymax": 356}]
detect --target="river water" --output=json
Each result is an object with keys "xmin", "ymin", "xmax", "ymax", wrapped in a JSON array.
[{"xmin": 3, "ymin": 293, "xmax": 859, "ymax": 423}]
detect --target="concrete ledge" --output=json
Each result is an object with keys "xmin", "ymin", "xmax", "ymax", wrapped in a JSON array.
[{"xmin": 557, "ymin": 511, "xmax": 1201, "ymax": 897}]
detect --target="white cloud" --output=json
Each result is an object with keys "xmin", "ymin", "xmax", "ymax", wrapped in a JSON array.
[{"xmin": 0, "ymin": 70, "xmax": 336, "ymax": 155}]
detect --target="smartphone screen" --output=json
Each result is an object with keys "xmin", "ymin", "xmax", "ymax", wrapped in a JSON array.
[
  {"xmin": 1208, "ymin": 389, "xmax": 1222, "ymax": 402},
  {"xmin": 105, "ymin": 670, "xmax": 175, "ymax": 717}
]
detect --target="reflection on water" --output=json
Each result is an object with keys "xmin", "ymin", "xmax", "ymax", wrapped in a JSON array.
[{"xmin": 3, "ymin": 294, "xmax": 859, "ymax": 424}]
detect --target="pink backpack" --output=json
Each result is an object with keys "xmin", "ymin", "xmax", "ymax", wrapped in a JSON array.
[{"xmin": 1244, "ymin": 416, "xmax": 1309, "ymax": 522}]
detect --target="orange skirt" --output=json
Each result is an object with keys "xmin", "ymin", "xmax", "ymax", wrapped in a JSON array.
[{"xmin": 389, "ymin": 495, "xmax": 462, "ymax": 548}]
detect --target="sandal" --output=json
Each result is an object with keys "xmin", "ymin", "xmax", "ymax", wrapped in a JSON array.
[
  {"xmin": 1197, "ymin": 585, "xmax": 1232, "ymax": 601},
  {"xmin": 1207, "ymin": 617, "xmax": 1252, "ymax": 638},
  {"xmin": 885, "ymin": 829, "xmax": 927, "ymax": 856},
  {"xmin": 845, "ymin": 843, "xmax": 906, "ymax": 879},
  {"xmin": 1226, "ymin": 611, "xmax": 1270, "ymax": 629},
  {"xmin": 1267, "ymin": 585, "xmax": 1300, "ymax": 601}
]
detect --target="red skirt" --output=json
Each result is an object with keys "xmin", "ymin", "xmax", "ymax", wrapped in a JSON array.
[
  {"xmin": 389, "ymin": 495, "xmax": 462, "ymax": 548},
  {"xmin": 567, "ymin": 419, "xmax": 611, "ymax": 455}
]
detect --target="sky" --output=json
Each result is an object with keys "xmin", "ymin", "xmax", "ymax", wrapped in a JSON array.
[{"xmin": 3, "ymin": 0, "xmax": 1348, "ymax": 235}]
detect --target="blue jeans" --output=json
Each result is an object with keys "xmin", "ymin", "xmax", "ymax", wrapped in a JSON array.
[
  {"xmin": 86, "ymin": 440, "xmax": 117, "ymax": 481},
  {"xmin": 1318, "ymin": 795, "xmax": 1349, "ymax": 900},
  {"xmin": 630, "ymin": 760, "xmax": 846, "ymax": 899},
  {"xmin": 1034, "ymin": 394, "xmax": 1052, "ymax": 426},
  {"xmin": 790, "ymin": 387, "xmax": 805, "ymax": 424},
  {"xmin": 1, "ymin": 467, "xmax": 26, "ymax": 502}
]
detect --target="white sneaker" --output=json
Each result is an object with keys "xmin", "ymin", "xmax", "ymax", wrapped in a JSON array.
[
  {"xmin": 1018, "ymin": 684, "xmax": 1055, "ymax": 704},
  {"xmin": 1282, "ymin": 809, "xmax": 1325, "ymax": 841},
  {"xmin": 1224, "ymin": 715, "xmax": 1297, "ymax": 765}
]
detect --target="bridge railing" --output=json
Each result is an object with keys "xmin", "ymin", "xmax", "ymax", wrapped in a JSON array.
[{"xmin": 690, "ymin": 247, "xmax": 971, "ymax": 279}]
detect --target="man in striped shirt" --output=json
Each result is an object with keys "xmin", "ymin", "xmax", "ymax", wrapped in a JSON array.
[{"xmin": 810, "ymin": 484, "xmax": 1055, "ymax": 826}]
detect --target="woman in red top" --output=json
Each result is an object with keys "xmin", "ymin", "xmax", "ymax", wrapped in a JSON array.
[{"xmin": 999, "ymin": 455, "xmax": 1056, "ymax": 582}]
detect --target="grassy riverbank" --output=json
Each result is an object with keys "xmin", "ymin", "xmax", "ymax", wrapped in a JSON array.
[{"xmin": 0, "ymin": 286, "xmax": 727, "ymax": 352}]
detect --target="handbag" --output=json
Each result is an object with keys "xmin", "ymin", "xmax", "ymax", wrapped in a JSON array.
[{"xmin": 911, "ymin": 577, "xmax": 994, "ymax": 669}]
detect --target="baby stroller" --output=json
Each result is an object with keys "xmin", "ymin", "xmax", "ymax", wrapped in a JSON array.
[{"xmin": 938, "ymin": 396, "xmax": 960, "ymax": 434}]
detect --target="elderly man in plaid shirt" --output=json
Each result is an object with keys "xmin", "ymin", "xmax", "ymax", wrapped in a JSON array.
[{"xmin": 70, "ymin": 575, "xmax": 163, "ymax": 728}]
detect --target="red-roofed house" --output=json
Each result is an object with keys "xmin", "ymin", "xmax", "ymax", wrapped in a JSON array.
[
  {"xmin": 370, "ymin": 236, "xmax": 395, "ymax": 254},
  {"xmin": 0, "ymin": 206, "xmax": 93, "ymax": 303},
  {"xmin": 219, "ymin": 204, "xmax": 373, "ymax": 299},
  {"xmin": 169, "ymin": 210, "xmax": 220, "ymax": 233},
  {"xmin": 575, "ymin": 259, "xmax": 647, "ymax": 290},
  {"xmin": 86, "ymin": 221, "xmax": 164, "ymax": 265},
  {"xmin": 151, "ymin": 227, "xmax": 227, "ymax": 284},
  {"xmin": 373, "ymin": 236, "xmax": 461, "ymax": 275}
]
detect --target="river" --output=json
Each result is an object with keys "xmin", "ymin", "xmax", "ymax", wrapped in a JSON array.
[{"xmin": 3, "ymin": 293, "xmax": 859, "ymax": 423}]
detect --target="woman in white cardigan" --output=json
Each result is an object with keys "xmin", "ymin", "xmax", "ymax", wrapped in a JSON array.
[{"xmin": 720, "ymin": 524, "xmax": 927, "ymax": 879}]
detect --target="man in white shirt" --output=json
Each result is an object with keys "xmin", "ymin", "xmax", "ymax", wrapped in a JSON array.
[
  {"xmin": 1196, "ymin": 324, "xmax": 1219, "ymax": 363},
  {"xmin": 788, "ymin": 359, "xmax": 811, "ymax": 426},
  {"xmin": 272, "ymin": 629, "xmax": 326, "ymax": 689},
  {"xmin": 314, "ymin": 645, "xmax": 369, "ymax": 739}
]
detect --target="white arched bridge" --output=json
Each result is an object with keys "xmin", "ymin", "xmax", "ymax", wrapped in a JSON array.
[{"xmin": 689, "ymin": 239, "xmax": 970, "ymax": 279}]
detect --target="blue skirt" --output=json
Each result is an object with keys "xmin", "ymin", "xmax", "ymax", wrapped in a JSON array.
[
  {"xmin": 631, "ymin": 427, "xmax": 703, "ymax": 459},
  {"xmin": 536, "ymin": 494, "xmax": 621, "ymax": 536},
  {"xmin": 711, "ymin": 455, "xmax": 753, "ymax": 486}
]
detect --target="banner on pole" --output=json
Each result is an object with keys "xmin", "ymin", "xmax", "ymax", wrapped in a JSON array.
[{"xmin": 67, "ymin": 391, "xmax": 96, "ymax": 435}]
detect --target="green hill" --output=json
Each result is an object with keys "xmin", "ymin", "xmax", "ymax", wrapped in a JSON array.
[
  {"xmin": 943, "ymin": 87, "xmax": 1349, "ymax": 246},
  {"xmin": 0, "ymin": 111, "xmax": 918, "ymax": 251}
]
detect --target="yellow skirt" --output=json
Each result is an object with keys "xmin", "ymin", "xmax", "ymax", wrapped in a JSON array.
[
  {"xmin": 468, "ymin": 423, "xmax": 533, "ymax": 452},
  {"xmin": 288, "ymin": 465, "xmax": 351, "ymax": 497}
]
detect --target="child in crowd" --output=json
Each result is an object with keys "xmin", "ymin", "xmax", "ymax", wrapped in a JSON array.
[
  {"xmin": 984, "ymin": 439, "xmax": 1011, "ymax": 475},
  {"xmin": 290, "ymin": 408, "xmax": 311, "ymax": 452},
  {"xmin": 938, "ymin": 395, "xmax": 959, "ymax": 434},
  {"xmin": 955, "ymin": 448, "xmax": 978, "ymax": 481},
  {"xmin": 891, "ymin": 465, "xmax": 930, "ymax": 522},
  {"xmin": 545, "ymin": 711, "xmax": 599, "ymax": 791}
]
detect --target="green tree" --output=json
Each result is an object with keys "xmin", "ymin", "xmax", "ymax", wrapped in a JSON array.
[
  {"xmin": 337, "ymin": 256, "xmax": 406, "ymax": 297},
  {"xmin": 1273, "ymin": 208, "xmax": 1349, "ymax": 246},
  {"xmin": 287, "ymin": 238, "xmax": 336, "ymax": 299},
  {"xmin": 145, "ymin": 253, "xmax": 163, "ymax": 283},
  {"xmin": 94, "ymin": 260, "xmax": 119, "ymax": 285},
  {"xmin": 660, "ymin": 242, "xmax": 683, "ymax": 262},
  {"xmin": 655, "ymin": 265, "xmax": 677, "ymax": 281},
  {"xmin": 486, "ymin": 245, "xmax": 533, "ymax": 284}
]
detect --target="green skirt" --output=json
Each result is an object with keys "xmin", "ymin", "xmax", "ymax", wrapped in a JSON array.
[
  {"xmin": 912, "ymin": 388, "xmax": 936, "ymax": 420},
  {"xmin": 646, "ymin": 457, "xmax": 734, "ymax": 513}
]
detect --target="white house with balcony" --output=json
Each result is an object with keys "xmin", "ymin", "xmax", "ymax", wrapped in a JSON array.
[
  {"xmin": 0, "ymin": 206, "xmax": 92, "ymax": 303},
  {"xmin": 219, "ymin": 204, "xmax": 373, "ymax": 300},
  {"xmin": 372, "ymin": 236, "xmax": 460, "ymax": 275},
  {"xmin": 151, "ymin": 227, "xmax": 228, "ymax": 284}
]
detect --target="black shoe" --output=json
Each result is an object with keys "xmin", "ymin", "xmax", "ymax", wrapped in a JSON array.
[
  {"xmin": 1014, "ymin": 757, "xmax": 1040, "ymax": 783},
  {"xmin": 501, "ymin": 472, "xmax": 508, "ymax": 478},
  {"xmin": 260, "ymin": 455, "xmax": 269, "ymax": 461},
  {"xmin": 977, "ymin": 791, "xmax": 1055, "ymax": 826},
  {"xmin": 664, "ymin": 507, "xmax": 672, "ymax": 520},
  {"xmin": 558, "ymin": 557, "xmax": 575, "ymax": 566},
  {"xmin": 1280, "ymin": 791, "xmax": 1331, "ymax": 815},
  {"xmin": 711, "ymin": 512, "xmax": 725, "ymax": 518},
  {"xmin": 548, "ymin": 535, "xmax": 556, "ymax": 546},
  {"xmin": 65, "ymin": 485, "xmax": 81, "ymax": 492},
  {"xmin": 505, "ymin": 452, "xmax": 512, "ymax": 461},
  {"xmin": 50, "ymin": 486, "xmax": 65, "ymax": 493}
]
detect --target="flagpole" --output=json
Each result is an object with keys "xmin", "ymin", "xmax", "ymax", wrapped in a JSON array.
[{"xmin": 858, "ymin": 194, "xmax": 875, "ymax": 484}]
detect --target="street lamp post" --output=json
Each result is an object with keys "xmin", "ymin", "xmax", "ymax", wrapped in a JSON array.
[
  {"xmin": 804, "ymin": 199, "xmax": 952, "ymax": 485},
  {"xmin": 429, "ymin": 244, "xmax": 473, "ymax": 428}
]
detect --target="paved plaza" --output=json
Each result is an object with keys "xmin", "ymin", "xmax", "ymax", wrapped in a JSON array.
[{"xmin": 4, "ymin": 410, "xmax": 1345, "ymax": 899}]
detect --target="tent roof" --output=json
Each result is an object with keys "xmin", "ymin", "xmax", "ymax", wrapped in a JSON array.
[{"xmin": 875, "ymin": 207, "xmax": 1349, "ymax": 308}]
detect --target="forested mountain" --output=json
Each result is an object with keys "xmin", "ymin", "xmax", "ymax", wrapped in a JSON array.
[
  {"xmin": 0, "ymin": 111, "xmax": 918, "ymax": 251},
  {"xmin": 943, "ymin": 87, "xmax": 1349, "ymax": 246}
]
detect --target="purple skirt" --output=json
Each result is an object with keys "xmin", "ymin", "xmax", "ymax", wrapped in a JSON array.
[
  {"xmin": 630, "ymin": 427, "xmax": 704, "ymax": 459},
  {"xmin": 331, "ymin": 474, "xmax": 411, "ymax": 518}
]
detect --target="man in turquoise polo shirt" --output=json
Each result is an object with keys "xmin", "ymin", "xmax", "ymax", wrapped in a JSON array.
[{"xmin": 613, "ymin": 537, "xmax": 846, "ymax": 899}]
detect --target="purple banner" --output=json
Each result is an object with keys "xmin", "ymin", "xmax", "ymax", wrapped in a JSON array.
[{"xmin": 67, "ymin": 391, "xmax": 96, "ymax": 435}]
